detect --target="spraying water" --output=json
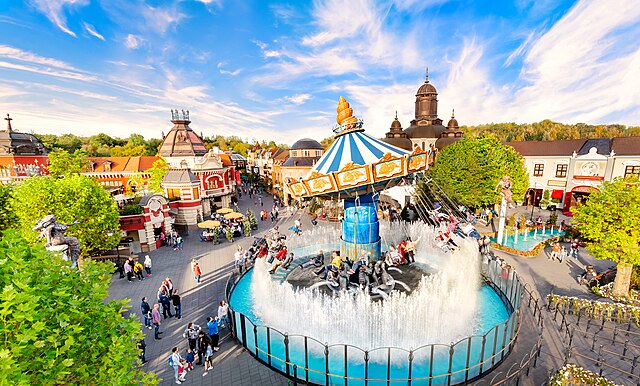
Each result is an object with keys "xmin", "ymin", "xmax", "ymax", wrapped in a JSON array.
[{"xmin": 251, "ymin": 221, "xmax": 481, "ymax": 351}]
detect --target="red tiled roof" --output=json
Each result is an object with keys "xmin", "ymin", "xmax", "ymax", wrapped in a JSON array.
[
  {"xmin": 504, "ymin": 139, "xmax": 585, "ymax": 156},
  {"xmin": 611, "ymin": 136, "xmax": 640, "ymax": 156},
  {"xmin": 217, "ymin": 154, "xmax": 233, "ymax": 167},
  {"xmin": 88, "ymin": 156, "xmax": 160, "ymax": 172}
]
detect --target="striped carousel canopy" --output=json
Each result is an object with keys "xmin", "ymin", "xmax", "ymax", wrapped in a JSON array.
[{"xmin": 310, "ymin": 130, "xmax": 409, "ymax": 175}]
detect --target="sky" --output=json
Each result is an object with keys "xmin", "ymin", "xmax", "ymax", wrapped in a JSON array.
[{"xmin": 0, "ymin": 0, "xmax": 639, "ymax": 143}]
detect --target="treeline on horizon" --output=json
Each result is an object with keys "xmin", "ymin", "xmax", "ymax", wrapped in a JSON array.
[
  {"xmin": 461, "ymin": 119, "xmax": 640, "ymax": 142},
  {"xmin": 31, "ymin": 119, "xmax": 640, "ymax": 157},
  {"xmin": 33, "ymin": 133, "xmax": 287, "ymax": 158}
]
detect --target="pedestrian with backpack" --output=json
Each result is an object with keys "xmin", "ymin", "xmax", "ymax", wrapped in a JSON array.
[
  {"xmin": 169, "ymin": 346, "xmax": 183, "ymax": 384},
  {"xmin": 183, "ymin": 322, "xmax": 201, "ymax": 352}
]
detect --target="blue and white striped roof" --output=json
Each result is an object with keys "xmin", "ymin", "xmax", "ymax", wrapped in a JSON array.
[{"xmin": 310, "ymin": 130, "xmax": 409, "ymax": 175}]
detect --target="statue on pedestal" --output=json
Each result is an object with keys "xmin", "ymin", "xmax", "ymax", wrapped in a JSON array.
[
  {"xmin": 33, "ymin": 215, "xmax": 80, "ymax": 268},
  {"xmin": 496, "ymin": 175, "xmax": 515, "ymax": 209}
]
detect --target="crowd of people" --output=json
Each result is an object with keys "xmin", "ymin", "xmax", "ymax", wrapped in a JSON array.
[{"xmin": 118, "ymin": 254, "xmax": 153, "ymax": 282}]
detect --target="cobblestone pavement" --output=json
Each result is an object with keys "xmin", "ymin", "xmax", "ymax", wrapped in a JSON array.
[
  {"xmin": 108, "ymin": 195, "xmax": 623, "ymax": 385},
  {"xmin": 108, "ymin": 190, "xmax": 290, "ymax": 386}
]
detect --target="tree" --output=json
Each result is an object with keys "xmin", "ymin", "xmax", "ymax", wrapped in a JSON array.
[
  {"xmin": 146, "ymin": 157, "xmax": 169, "ymax": 193},
  {"xmin": 425, "ymin": 135, "xmax": 529, "ymax": 208},
  {"xmin": 0, "ymin": 184, "xmax": 16, "ymax": 234},
  {"xmin": 11, "ymin": 175, "xmax": 120, "ymax": 254},
  {"xmin": 0, "ymin": 230, "xmax": 156, "ymax": 385},
  {"xmin": 573, "ymin": 176, "xmax": 640, "ymax": 297},
  {"xmin": 47, "ymin": 149, "xmax": 91, "ymax": 176}
]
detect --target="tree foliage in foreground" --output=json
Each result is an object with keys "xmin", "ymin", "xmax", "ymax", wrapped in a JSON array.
[
  {"xmin": 47, "ymin": 149, "xmax": 91, "ymax": 176},
  {"xmin": 0, "ymin": 230, "xmax": 157, "ymax": 385},
  {"xmin": 11, "ymin": 175, "xmax": 120, "ymax": 254},
  {"xmin": 425, "ymin": 135, "xmax": 529, "ymax": 208},
  {"xmin": 573, "ymin": 176, "xmax": 640, "ymax": 297},
  {"xmin": 0, "ymin": 184, "xmax": 16, "ymax": 234}
]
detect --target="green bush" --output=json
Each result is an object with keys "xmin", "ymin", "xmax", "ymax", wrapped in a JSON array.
[{"xmin": 120, "ymin": 204, "xmax": 143, "ymax": 216}]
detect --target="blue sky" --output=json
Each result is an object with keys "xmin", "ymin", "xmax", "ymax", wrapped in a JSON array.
[{"xmin": 0, "ymin": 0, "xmax": 639, "ymax": 142}]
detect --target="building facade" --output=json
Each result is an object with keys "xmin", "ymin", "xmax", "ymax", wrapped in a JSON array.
[
  {"xmin": 276, "ymin": 138, "xmax": 324, "ymax": 204},
  {"xmin": 506, "ymin": 137, "xmax": 640, "ymax": 214}
]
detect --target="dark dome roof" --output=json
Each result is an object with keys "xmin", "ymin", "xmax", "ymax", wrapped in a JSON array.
[
  {"xmin": 404, "ymin": 123, "xmax": 445, "ymax": 139},
  {"xmin": 447, "ymin": 117, "xmax": 459, "ymax": 128},
  {"xmin": 417, "ymin": 81, "xmax": 437, "ymax": 95},
  {"xmin": 390, "ymin": 115, "xmax": 402, "ymax": 131},
  {"xmin": 0, "ymin": 115, "xmax": 47, "ymax": 156},
  {"xmin": 435, "ymin": 136, "xmax": 462, "ymax": 150},
  {"xmin": 381, "ymin": 136, "xmax": 412, "ymax": 151},
  {"xmin": 291, "ymin": 138, "xmax": 323, "ymax": 150},
  {"xmin": 158, "ymin": 115, "xmax": 207, "ymax": 158}
]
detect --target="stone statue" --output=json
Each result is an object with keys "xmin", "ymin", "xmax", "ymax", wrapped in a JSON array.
[
  {"xmin": 496, "ymin": 175, "xmax": 515, "ymax": 208},
  {"xmin": 33, "ymin": 215, "xmax": 80, "ymax": 268}
]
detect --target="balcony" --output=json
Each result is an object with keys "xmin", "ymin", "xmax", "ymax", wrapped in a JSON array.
[{"xmin": 204, "ymin": 186, "xmax": 231, "ymax": 197}]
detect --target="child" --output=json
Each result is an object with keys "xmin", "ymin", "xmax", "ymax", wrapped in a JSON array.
[
  {"xmin": 185, "ymin": 348, "xmax": 195, "ymax": 372},
  {"xmin": 202, "ymin": 344, "xmax": 214, "ymax": 376},
  {"xmin": 177, "ymin": 358, "xmax": 187, "ymax": 382}
]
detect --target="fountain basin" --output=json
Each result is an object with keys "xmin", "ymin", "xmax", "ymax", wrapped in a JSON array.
[
  {"xmin": 228, "ymin": 259, "xmax": 520, "ymax": 385},
  {"xmin": 491, "ymin": 229, "xmax": 565, "ymax": 252}
]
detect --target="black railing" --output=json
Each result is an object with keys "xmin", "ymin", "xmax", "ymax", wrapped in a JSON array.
[{"xmin": 225, "ymin": 260, "xmax": 542, "ymax": 385}]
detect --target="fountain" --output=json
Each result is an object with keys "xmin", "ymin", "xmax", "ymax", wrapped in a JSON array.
[
  {"xmin": 227, "ymin": 97, "xmax": 517, "ymax": 385},
  {"xmin": 514, "ymin": 227, "xmax": 519, "ymax": 244}
]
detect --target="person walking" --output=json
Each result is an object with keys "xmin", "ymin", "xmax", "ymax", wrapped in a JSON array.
[
  {"xmin": 196, "ymin": 331, "xmax": 211, "ymax": 366},
  {"xmin": 183, "ymin": 322, "xmax": 201, "ymax": 352},
  {"xmin": 192, "ymin": 260, "xmax": 202, "ymax": 284},
  {"xmin": 570, "ymin": 239, "xmax": 580, "ymax": 258},
  {"xmin": 137, "ymin": 336, "xmax": 147, "ymax": 364},
  {"xmin": 140, "ymin": 297, "xmax": 152, "ymax": 330},
  {"xmin": 169, "ymin": 347, "xmax": 183, "ymax": 384},
  {"xmin": 143, "ymin": 255, "xmax": 152, "ymax": 276},
  {"xmin": 151, "ymin": 304, "xmax": 162, "ymax": 340},
  {"xmin": 202, "ymin": 342, "xmax": 214, "ymax": 376},
  {"xmin": 171, "ymin": 289, "xmax": 182, "ymax": 319}
]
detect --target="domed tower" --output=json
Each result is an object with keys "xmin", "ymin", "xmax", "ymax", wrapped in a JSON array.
[
  {"xmin": 381, "ymin": 111, "xmax": 412, "ymax": 150},
  {"xmin": 403, "ymin": 68, "xmax": 446, "ymax": 150},
  {"xmin": 158, "ymin": 109, "xmax": 208, "ymax": 168},
  {"xmin": 435, "ymin": 109, "xmax": 464, "ymax": 150},
  {"xmin": 415, "ymin": 68, "xmax": 438, "ymax": 122}
]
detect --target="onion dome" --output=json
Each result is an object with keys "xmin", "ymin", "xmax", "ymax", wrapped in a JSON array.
[
  {"xmin": 389, "ymin": 111, "xmax": 402, "ymax": 132},
  {"xmin": 382, "ymin": 111, "xmax": 412, "ymax": 151},
  {"xmin": 447, "ymin": 109, "xmax": 459, "ymax": 129},
  {"xmin": 416, "ymin": 68, "xmax": 437, "ymax": 95}
]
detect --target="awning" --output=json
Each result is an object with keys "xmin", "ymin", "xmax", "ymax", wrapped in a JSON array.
[{"xmin": 551, "ymin": 190, "xmax": 564, "ymax": 199}]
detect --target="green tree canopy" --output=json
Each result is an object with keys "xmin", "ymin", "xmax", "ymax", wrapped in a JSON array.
[
  {"xmin": 47, "ymin": 149, "xmax": 91, "ymax": 176},
  {"xmin": 425, "ymin": 135, "xmax": 529, "ymax": 208},
  {"xmin": 0, "ymin": 184, "xmax": 16, "ymax": 234},
  {"xmin": 11, "ymin": 175, "xmax": 120, "ymax": 254},
  {"xmin": 146, "ymin": 157, "xmax": 169, "ymax": 193},
  {"xmin": 573, "ymin": 176, "xmax": 640, "ymax": 297},
  {"xmin": 0, "ymin": 230, "xmax": 156, "ymax": 385}
]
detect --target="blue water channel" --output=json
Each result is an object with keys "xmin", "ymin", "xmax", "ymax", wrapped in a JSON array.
[{"xmin": 491, "ymin": 229, "xmax": 565, "ymax": 251}]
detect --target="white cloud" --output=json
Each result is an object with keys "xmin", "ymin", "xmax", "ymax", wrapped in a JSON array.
[
  {"xmin": 217, "ymin": 62, "xmax": 241, "ymax": 76},
  {"xmin": 83, "ymin": 22, "xmax": 105, "ymax": 41},
  {"xmin": 283, "ymin": 94, "xmax": 311, "ymax": 105},
  {"xmin": 28, "ymin": 0, "xmax": 88, "ymax": 37},
  {"xmin": 125, "ymin": 34, "xmax": 143, "ymax": 49},
  {"xmin": 141, "ymin": 4, "xmax": 185, "ymax": 34},
  {"xmin": 0, "ymin": 45, "xmax": 78, "ymax": 71}
]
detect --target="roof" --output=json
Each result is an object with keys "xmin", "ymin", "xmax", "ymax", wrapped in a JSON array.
[
  {"xmin": 158, "ymin": 117, "xmax": 207, "ymax": 157},
  {"xmin": 162, "ymin": 168, "xmax": 199, "ymax": 184},
  {"xmin": 578, "ymin": 138, "xmax": 612, "ymax": 156},
  {"xmin": 217, "ymin": 153, "xmax": 233, "ymax": 167},
  {"xmin": 88, "ymin": 156, "xmax": 160, "ymax": 172},
  {"xmin": 611, "ymin": 136, "xmax": 640, "ymax": 155},
  {"xmin": 434, "ymin": 136, "xmax": 462, "ymax": 150},
  {"xmin": 230, "ymin": 153, "xmax": 247, "ymax": 161},
  {"xmin": 403, "ymin": 123, "xmax": 445, "ymax": 139},
  {"xmin": 0, "ymin": 122, "xmax": 47, "ymax": 156},
  {"xmin": 291, "ymin": 138, "xmax": 323, "ymax": 150},
  {"xmin": 282, "ymin": 156, "xmax": 319, "ymax": 167},
  {"xmin": 311, "ymin": 130, "xmax": 408, "ymax": 175},
  {"xmin": 381, "ymin": 136, "xmax": 413, "ymax": 151},
  {"xmin": 505, "ymin": 139, "xmax": 585, "ymax": 156}
]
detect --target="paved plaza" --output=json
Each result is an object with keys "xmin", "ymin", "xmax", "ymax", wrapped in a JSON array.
[{"xmin": 108, "ymin": 196, "xmax": 626, "ymax": 385}]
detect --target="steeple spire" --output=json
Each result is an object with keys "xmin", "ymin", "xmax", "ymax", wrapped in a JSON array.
[
  {"xmin": 451, "ymin": 109, "xmax": 455, "ymax": 118},
  {"xmin": 395, "ymin": 110, "xmax": 398, "ymax": 119},
  {"xmin": 4, "ymin": 113, "xmax": 12, "ymax": 132},
  {"xmin": 425, "ymin": 67, "xmax": 429, "ymax": 83}
]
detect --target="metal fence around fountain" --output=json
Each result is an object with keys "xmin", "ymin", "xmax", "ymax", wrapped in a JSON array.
[{"xmin": 224, "ymin": 260, "xmax": 542, "ymax": 386}]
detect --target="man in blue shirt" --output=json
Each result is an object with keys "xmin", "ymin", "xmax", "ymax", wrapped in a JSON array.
[{"xmin": 207, "ymin": 316, "xmax": 220, "ymax": 352}]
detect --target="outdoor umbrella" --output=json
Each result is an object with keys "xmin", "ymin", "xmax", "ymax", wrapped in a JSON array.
[
  {"xmin": 216, "ymin": 208, "xmax": 234, "ymax": 214},
  {"xmin": 197, "ymin": 220, "xmax": 221, "ymax": 228},
  {"xmin": 224, "ymin": 212, "xmax": 244, "ymax": 220}
]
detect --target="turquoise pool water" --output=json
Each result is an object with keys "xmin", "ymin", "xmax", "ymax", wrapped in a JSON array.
[
  {"xmin": 229, "ymin": 269, "xmax": 512, "ymax": 385},
  {"xmin": 491, "ymin": 229, "xmax": 564, "ymax": 251}
]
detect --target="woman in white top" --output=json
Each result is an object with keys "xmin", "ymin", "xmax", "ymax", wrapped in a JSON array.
[
  {"xmin": 217, "ymin": 300, "xmax": 229, "ymax": 329},
  {"xmin": 144, "ymin": 255, "xmax": 152, "ymax": 276}
]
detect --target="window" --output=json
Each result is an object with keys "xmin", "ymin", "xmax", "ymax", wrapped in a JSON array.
[
  {"xmin": 192, "ymin": 188, "xmax": 199, "ymax": 200},
  {"xmin": 303, "ymin": 150, "xmax": 309, "ymax": 157},
  {"xmin": 625, "ymin": 165, "xmax": 640, "ymax": 178},
  {"xmin": 533, "ymin": 164, "xmax": 544, "ymax": 177},
  {"xmin": 167, "ymin": 189, "xmax": 181, "ymax": 199},
  {"xmin": 555, "ymin": 164, "xmax": 568, "ymax": 178}
]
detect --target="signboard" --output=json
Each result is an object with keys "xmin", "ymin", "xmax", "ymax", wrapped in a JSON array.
[{"xmin": 547, "ymin": 180, "xmax": 567, "ymax": 187}]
